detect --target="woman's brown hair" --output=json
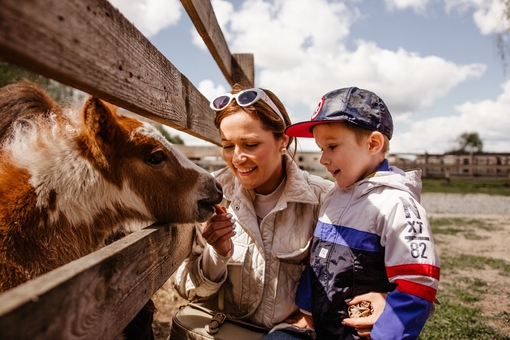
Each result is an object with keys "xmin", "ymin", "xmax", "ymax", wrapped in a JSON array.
[{"xmin": 213, "ymin": 83, "xmax": 296, "ymax": 153}]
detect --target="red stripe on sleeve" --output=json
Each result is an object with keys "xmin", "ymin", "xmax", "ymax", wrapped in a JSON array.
[
  {"xmin": 387, "ymin": 263, "xmax": 440, "ymax": 280},
  {"xmin": 394, "ymin": 279, "xmax": 437, "ymax": 302}
]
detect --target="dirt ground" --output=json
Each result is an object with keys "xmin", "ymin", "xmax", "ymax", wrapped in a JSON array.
[
  {"xmin": 150, "ymin": 213, "xmax": 510, "ymax": 339},
  {"xmin": 429, "ymin": 213, "xmax": 510, "ymax": 336},
  {"xmin": 151, "ymin": 275, "xmax": 187, "ymax": 340}
]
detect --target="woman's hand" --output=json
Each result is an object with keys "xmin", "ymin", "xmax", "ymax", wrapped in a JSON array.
[
  {"xmin": 201, "ymin": 205, "xmax": 236, "ymax": 257},
  {"xmin": 343, "ymin": 292, "xmax": 387, "ymax": 339}
]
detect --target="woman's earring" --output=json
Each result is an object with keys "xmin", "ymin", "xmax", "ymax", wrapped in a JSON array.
[{"xmin": 281, "ymin": 148, "xmax": 287, "ymax": 155}]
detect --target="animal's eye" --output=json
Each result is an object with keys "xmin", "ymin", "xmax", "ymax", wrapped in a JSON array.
[{"xmin": 147, "ymin": 150, "xmax": 167, "ymax": 165}]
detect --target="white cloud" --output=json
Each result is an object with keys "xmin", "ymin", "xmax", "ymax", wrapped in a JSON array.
[
  {"xmin": 206, "ymin": 0, "xmax": 486, "ymax": 120},
  {"xmin": 385, "ymin": 0, "xmax": 509, "ymax": 35},
  {"xmin": 197, "ymin": 79, "xmax": 228, "ymax": 101},
  {"xmin": 108, "ymin": 0, "xmax": 182, "ymax": 37},
  {"xmin": 444, "ymin": 0, "xmax": 509, "ymax": 34},
  {"xmin": 261, "ymin": 41, "xmax": 485, "ymax": 118},
  {"xmin": 211, "ymin": 0, "xmax": 359, "ymax": 69},
  {"xmin": 384, "ymin": 0, "xmax": 431, "ymax": 14},
  {"xmin": 392, "ymin": 79, "xmax": 510, "ymax": 153}
]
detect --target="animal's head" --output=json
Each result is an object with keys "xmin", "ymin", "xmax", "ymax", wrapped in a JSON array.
[
  {"xmin": 76, "ymin": 96, "xmax": 223, "ymax": 224},
  {"xmin": 0, "ymin": 83, "xmax": 223, "ymax": 292}
]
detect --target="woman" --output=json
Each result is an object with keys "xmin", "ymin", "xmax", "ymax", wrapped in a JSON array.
[{"xmin": 173, "ymin": 84, "xmax": 380, "ymax": 339}]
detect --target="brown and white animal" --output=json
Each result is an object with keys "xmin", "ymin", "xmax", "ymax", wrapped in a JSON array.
[{"xmin": 0, "ymin": 81, "xmax": 223, "ymax": 292}]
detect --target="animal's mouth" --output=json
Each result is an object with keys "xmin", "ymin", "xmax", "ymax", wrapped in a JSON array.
[
  {"xmin": 195, "ymin": 179, "xmax": 223, "ymax": 222},
  {"xmin": 198, "ymin": 199, "xmax": 216, "ymax": 214},
  {"xmin": 198, "ymin": 192, "xmax": 223, "ymax": 215}
]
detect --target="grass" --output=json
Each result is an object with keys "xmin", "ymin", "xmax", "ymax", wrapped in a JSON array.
[
  {"xmin": 440, "ymin": 254, "xmax": 510, "ymax": 277},
  {"xmin": 430, "ymin": 217, "xmax": 499, "ymax": 241},
  {"xmin": 419, "ymin": 301, "xmax": 508, "ymax": 339},
  {"xmin": 430, "ymin": 217, "xmax": 499, "ymax": 233},
  {"xmin": 420, "ymin": 252, "xmax": 510, "ymax": 339},
  {"xmin": 419, "ymin": 216, "xmax": 510, "ymax": 339},
  {"xmin": 422, "ymin": 178, "xmax": 510, "ymax": 196}
]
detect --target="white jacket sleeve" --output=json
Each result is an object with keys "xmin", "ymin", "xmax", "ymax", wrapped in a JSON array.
[{"xmin": 174, "ymin": 223, "xmax": 230, "ymax": 301}]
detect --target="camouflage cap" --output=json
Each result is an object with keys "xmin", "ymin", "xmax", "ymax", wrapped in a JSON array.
[{"xmin": 285, "ymin": 87, "xmax": 393, "ymax": 139}]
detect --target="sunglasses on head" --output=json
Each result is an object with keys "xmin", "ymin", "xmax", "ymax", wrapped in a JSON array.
[{"xmin": 209, "ymin": 88, "xmax": 284, "ymax": 121}]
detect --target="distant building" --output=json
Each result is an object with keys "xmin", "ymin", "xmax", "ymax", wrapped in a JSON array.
[
  {"xmin": 174, "ymin": 145, "xmax": 510, "ymax": 180},
  {"xmin": 293, "ymin": 151, "xmax": 330, "ymax": 178},
  {"xmin": 393, "ymin": 151, "xmax": 510, "ymax": 179},
  {"xmin": 173, "ymin": 145, "xmax": 330, "ymax": 178},
  {"xmin": 173, "ymin": 145, "xmax": 225, "ymax": 173}
]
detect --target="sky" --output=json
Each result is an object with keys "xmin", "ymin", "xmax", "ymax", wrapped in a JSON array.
[{"xmin": 108, "ymin": 0, "xmax": 510, "ymax": 155}]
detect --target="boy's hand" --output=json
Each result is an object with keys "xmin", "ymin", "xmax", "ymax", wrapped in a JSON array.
[
  {"xmin": 343, "ymin": 292, "xmax": 387, "ymax": 339},
  {"xmin": 285, "ymin": 311, "xmax": 313, "ymax": 329}
]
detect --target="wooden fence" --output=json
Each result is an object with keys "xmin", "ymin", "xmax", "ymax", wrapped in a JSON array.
[{"xmin": 0, "ymin": 0, "xmax": 252, "ymax": 338}]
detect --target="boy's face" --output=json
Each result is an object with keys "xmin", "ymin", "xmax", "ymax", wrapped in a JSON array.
[{"xmin": 313, "ymin": 123, "xmax": 376, "ymax": 189}]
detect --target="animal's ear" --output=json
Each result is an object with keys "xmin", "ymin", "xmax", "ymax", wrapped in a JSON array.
[
  {"xmin": 81, "ymin": 96, "xmax": 120, "ymax": 145},
  {"xmin": 101, "ymin": 100, "xmax": 118, "ymax": 113}
]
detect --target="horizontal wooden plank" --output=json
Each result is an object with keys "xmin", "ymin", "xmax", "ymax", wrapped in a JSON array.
[
  {"xmin": 0, "ymin": 223, "xmax": 195, "ymax": 340},
  {"xmin": 180, "ymin": 0, "xmax": 254, "ymax": 87},
  {"xmin": 0, "ymin": 0, "xmax": 220, "ymax": 145}
]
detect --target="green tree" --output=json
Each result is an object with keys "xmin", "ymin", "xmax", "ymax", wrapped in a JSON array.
[
  {"xmin": 154, "ymin": 123, "xmax": 184, "ymax": 144},
  {"xmin": 454, "ymin": 132, "xmax": 483, "ymax": 153},
  {"xmin": 0, "ymin": 61, "xmax": 77, "ymax": 104}
]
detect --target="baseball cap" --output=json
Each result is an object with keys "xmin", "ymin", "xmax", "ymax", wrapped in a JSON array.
[{"xmin": 285, "ymin": 87, "xmax": 393, "ymax": 139}]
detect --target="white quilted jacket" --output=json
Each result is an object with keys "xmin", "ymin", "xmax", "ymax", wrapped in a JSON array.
[{"xmin": 174, "ymin": 155, "xmax": 334, "ymax": 329}]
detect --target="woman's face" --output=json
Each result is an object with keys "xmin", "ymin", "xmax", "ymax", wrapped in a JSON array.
[{"xmin": 219, "ymin": 110, "xmax": 288, "ymax": 195}]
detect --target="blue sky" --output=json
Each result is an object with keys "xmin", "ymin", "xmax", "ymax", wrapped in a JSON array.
[{"xmin": 109, "ymin": 0, "xmax": 510, "ymax": 154}]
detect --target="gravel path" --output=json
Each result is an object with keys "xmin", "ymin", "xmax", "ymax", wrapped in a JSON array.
[{"xmin": 421, "ymin": 193, "xmax": 510, "ymax": 215}]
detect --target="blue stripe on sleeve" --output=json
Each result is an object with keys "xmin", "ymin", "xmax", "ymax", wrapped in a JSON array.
[
  {"xmin": 371, "ymin": 290, "xmax": 432, "ymax": 340},
  {"xmin": 314, "ymin": 220, "xmax": 381, "ymax": 252}
]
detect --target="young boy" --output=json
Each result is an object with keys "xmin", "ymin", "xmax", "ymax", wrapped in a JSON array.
[{"xmin": 285, "ymin": 87, "xmax": 440, "ymax": 339}]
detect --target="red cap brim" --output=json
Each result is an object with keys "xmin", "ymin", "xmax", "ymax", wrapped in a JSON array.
[{"xmin": 284, "ymin": 120, "xmax": 329, "ymax": 138}]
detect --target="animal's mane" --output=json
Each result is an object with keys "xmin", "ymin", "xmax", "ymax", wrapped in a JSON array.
[
  {"xmin": 0, "ymin": 83, "xmax": 150, "ymax": 230},
  {"xmin": 0, "ymin": 82, "xmax": 64, "ymax": 142},
  {"xmin": 6, "ymin": 107, "xmax": 81, "ymax": 159}
]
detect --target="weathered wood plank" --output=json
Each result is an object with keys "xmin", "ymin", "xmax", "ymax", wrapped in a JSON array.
[
  {"xmin": 233, "ymin": 53, "xmax": 255, "ymax": 87},
  {"xmin": 180, "ymin": 0, "xmax": 254, "ymax": 87},
  {"xmin": 0, "ymin": 224, "xmax": 195, "ymax": 340},
  {"xmin": 0, "ymin": 0, "xmax": 220, "ymax": 145}
]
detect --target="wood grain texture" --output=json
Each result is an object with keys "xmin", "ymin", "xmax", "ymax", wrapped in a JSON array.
[
  {"xmin": 232, "ymin": 53, "xmax": 255, "ymax": 87},
  {"xmin": 0, "ymin": 224, "xmax": 195, "ymax": 340},
  {"xmin": 0, "ymin": 0, "xmax": 220, "ymax": 144},
  {"xmin": 180, "ymin": 0, "xmax": 254, "ymax": 87}
]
